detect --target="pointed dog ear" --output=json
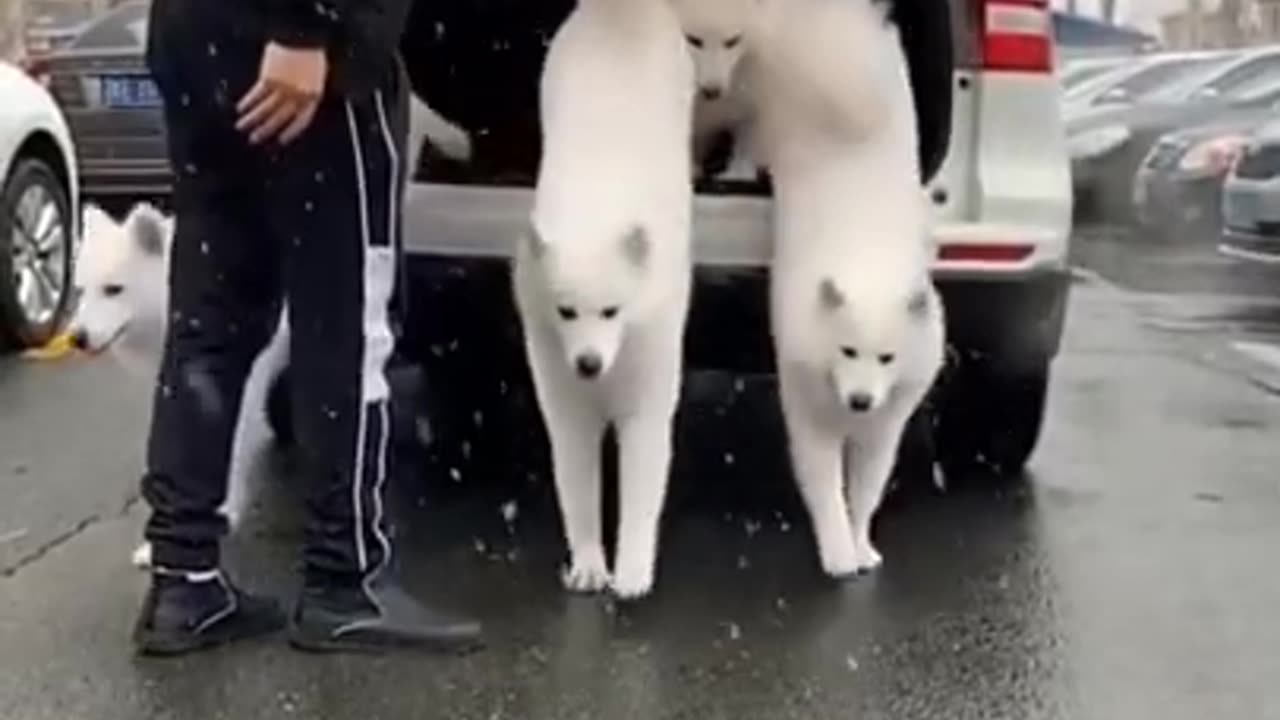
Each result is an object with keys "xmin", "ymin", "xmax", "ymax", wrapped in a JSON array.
[
  {"xmin": 622, "ymin": 225, "xmax": 649, "ymax": 268},
  {"xmin": 908, "ymin": 286, "xmax": 931, "ymax": 319},
  {"xmin": 129, "ymin": 203, "xmax": 170, "ymax": 257},
  {"xmin": 819, "ymin": 276, "xmax": 845, "ymax": 311},
  {"xmin": 523, "ymin": 222, "xmax": 549, "ymax": 260}
]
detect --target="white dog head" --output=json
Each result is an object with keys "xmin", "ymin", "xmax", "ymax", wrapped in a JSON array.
[
  {"xmin": 671, "ymin": 0, "xmax": 760, "ymax": 101},
  {"xmin": 522, "ymin": 223, "xmax": 652, "ymax": 381},
  {"xmin": 816, "ymin": 276, "xmax": 935, "ymax": 414},
  {"xmin": 69, "ymin": 203, "xmax": 172, "ymax": 362}
]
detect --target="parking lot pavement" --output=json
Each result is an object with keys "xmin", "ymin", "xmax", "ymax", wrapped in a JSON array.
[{"xmin": 3, "ymin": 267, "xmax": 1280, "ymax": 719}]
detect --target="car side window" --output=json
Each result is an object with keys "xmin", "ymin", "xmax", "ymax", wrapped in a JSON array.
[{"xmin": 1206, "ymin": 56, "xmax": 1280, "ymax": 96}]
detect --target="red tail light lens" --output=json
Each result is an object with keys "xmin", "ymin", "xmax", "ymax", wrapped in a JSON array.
[{"xmin": 979, "ymin": 0, "xmax": 1052, "ymax": 73}]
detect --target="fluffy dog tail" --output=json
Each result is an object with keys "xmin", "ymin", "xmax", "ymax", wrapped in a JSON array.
[{"xmin": 754, "ymin": 0, "xmax": 917, "ymax": 155}]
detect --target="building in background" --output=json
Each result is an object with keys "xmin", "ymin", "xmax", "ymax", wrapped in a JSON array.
[{"xmin": 1161, "ymin": 0, "xmax": 1280, "ymax": 48}]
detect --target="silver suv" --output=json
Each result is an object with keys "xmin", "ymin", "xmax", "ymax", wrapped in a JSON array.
[{"xmin": 396, "ymin": 0, "xmax": 1072, "ymax": 485}]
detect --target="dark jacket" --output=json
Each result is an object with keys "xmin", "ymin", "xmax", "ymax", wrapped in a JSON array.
[{"xmin": 256, "ymin": 0, "xmax": 414, "ymax": 96}]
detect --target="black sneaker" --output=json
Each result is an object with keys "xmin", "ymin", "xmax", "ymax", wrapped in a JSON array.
[
  {"xmin": 133, "ymin": 570, "xmax": 285, "ymax": 656},
  {"xmin": 289, "ymin": 576, "xmax": 483, "ymax": 654}
]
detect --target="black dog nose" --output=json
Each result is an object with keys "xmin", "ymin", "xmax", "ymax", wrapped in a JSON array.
[
  {"xmin": 71, "ymin": 330, "xmax": 89, "ymax": 351},
  {"xmin": 700, "ymin": 87, "xmax": 722, "ymax": 101},
  {"xmin": 575, "ymin": 353, "xmax": 603, "ymax": 379},
  {"xmin": 847, "ymin": 393, "xmax": 873, "ymax": 413}
]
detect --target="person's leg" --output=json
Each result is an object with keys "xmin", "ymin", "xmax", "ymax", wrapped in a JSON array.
[
  {"xmin": 265, "ymin": 69, "xmax": 480, "ymax": 653},
  {"xmin": 133, "ymin": 0, "xmax": 285, "ymax": 655}
]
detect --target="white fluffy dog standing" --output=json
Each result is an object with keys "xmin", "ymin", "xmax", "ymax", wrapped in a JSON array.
[
  {"xmin": 756, "ymin": 0, "xmax": 945, "ymax": 578},
  {"xmin": 670, "ymin": 0, "xmax": 761, "ymax": 179},
  {"xmin": 515, "ymin": 0, "xmax": 694, "ymax": 599},
  {"xmin": 69, "ymin": 203, "xmax": 290, "ymax": 569}
]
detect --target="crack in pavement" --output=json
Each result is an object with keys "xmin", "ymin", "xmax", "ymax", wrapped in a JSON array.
[
  {"xmin": 0, "ymin": 493, "xmax": 143, "ymax": 579},
  {"xmin": 1, "ymin": 514, "xmax": 103, "ymax": 579}
]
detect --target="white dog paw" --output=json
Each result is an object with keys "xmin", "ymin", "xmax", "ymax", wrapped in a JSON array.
[
  {"xmin": 131, "ymin": 541, "xmax": 153, "ymax": 570},
  {"xmin": 851, "ymin": 541, "xmax": 884, "ymax": 575},
  {"xmin": 561, "ymin": 551, "xmax": 611, "ymax": 594},
  {"xmin": 609, "ymin": 564, "xmax": 655, "ymax": 601},
  {"xmin": 818, "ymin": 532, "xmax": 865, "ymax": 579}
]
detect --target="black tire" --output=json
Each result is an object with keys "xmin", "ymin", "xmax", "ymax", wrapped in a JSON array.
[
  {"xmin": 0, "ymin": 158, "xmax": 75, "ymax": 351},
  {"xmin": 936, "ymin": 359, "xmax": 1050, "ymax": 482}
]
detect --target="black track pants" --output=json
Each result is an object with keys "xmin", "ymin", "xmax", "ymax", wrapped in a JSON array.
[{"xmin": 142, "ymin": 0, "xmax": 407, "ymax": 581}]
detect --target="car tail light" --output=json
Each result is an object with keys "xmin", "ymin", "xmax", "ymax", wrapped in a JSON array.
[
  {"xmin": 977, "ymin": 0, "xmax": 1052, "ymax": 73},
  {"xmin": 938, "ymin": 243, "xmax": 1034, "ymax": 263}
]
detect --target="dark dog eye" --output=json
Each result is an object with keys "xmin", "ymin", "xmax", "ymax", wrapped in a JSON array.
[
  {"xmin": 600, "ymin": 306, "xmax": 619, "ymax": 320},
  {"xmin": 878, "ymin": 353, "xmax": 895, "ymax": 365},
  {"xmin": 102, "ymin": 284, "xmax": 125, "ymax": 298},
  {"xmin": 685, "ymin": 34, "xmax": 704, "ymax": 48},
  {"xmin": 724, "ymin": 34, "xmax": 742, "ymax": 49},
  {"xmin": 557, "ymin": 306, "xmax": 578, "ymax": 321},
  {"xmin": 841, "ymin": 346, "xmax": 858, "ymax": 359}
]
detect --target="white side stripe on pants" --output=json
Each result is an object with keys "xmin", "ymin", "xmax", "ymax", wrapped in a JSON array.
[{"xmin": 343, "ymin": 97, "xmax": 398, "ymax": 575}]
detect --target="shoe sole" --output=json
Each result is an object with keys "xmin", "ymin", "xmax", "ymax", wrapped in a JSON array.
[
  {"xmin": 287, "ymin": 626, "xmax": 484, "ymax": 656},
  {"xmin": 135, "ymin": 614, "xmax": 286, "ymax": 657}
]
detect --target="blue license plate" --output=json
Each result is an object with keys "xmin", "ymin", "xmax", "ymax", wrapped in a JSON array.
[{"xmin": 100, "ymin": 75, "xmax": 161, "ymax": 109}]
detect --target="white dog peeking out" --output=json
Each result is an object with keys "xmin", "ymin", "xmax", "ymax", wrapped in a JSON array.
[
  {"xmin": 518, "ymin": 0, "xmax": 694, "ymax": 600},
  {"xmin": 670, "ymin": 0, "xmax": 764, "ymax": 180},
  {"xmin": 760, "ymin": 0, "xmax": 944, "ymax": 578},
  {"xmin": 68, "ymin": 202, "xmax": 290, "ymax": 570}
]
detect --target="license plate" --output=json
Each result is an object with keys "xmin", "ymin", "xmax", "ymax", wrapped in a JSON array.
[{"xmin": 100, "ymin": 75, "xmax": 161, "ymax": 109}]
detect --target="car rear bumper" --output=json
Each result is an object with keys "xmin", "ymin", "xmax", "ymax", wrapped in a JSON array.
[
  {"xmin": 402, "ymin": 183, "xmax": 1069, "ymax": 279},
  {"xmin": 79, "ymin": 158, "xmax": 172, "ymax": 197},
  {"xmin": 1218, "ymin": 228, "xmax": 1280, "ymax": 265},
  {"xmin": 1222, "ymin": 175, "xmax": 1280, "ymax": 234},
  {"xmin": 398, "ymin": 252, "xmax": 1071, "ymax": 375}
]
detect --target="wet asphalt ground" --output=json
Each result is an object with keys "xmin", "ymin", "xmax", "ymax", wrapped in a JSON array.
[{"xmin": 3, "ymin": 228, "xmax": 1280, "ymax": 719}]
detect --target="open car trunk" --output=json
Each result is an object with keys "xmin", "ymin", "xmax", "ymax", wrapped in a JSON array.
[{"xmin": 399, "ymin": 0, "xmax": 957, "ymax": 194}]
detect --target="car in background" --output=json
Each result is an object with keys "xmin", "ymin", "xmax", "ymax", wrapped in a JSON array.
[
  {"xmin": 0, "ymin": 61, "xmax": 79, "ymax": 352},
  {"xmin": 1133, "ymin": 77, "xmax": 1280, "ymax": 241},
  {"xmin": 42, "ymin": 0, "xmax": 474, "ymax": 215},
  {"xmin": 1062, "ymin": 50, "xmax": 1234, "ymax": 121},
  {"xmin": 395, "ymin": 0, "xmax": 1074, "ymax": 484},
  {"xmin": 40, "ymin": 1, "xmax": 164, "ymax": 212},
  {"xmin": 1058, "ymin": 55, "xmax": 1128, "ymax": 92},
  {"xmin": 1070, "ymin": 46, "xmax": 1280, "ymax": 221},
  {"xmin": 1220, "ymin": 119, "xmax": 1280, "ymax": 265}
]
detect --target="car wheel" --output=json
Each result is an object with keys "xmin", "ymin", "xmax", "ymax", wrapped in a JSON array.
[
  {"xmin": 0, "ymin": 157, "xmax": 75, "ymax": 352},
  {"xmin": 936, "ymin": 358, "xmax": 1050, "ymax": 483}
]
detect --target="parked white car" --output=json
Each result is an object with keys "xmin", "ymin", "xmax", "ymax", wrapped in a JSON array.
[{"xmin": 0, "ymin": 61, "xmax": 79, "ymax": 351}]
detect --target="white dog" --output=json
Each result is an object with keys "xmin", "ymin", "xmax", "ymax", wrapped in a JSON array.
[
  {"xmin": 759, "ymin": 0, "xmax": 945, "ymax": 578},
  {"xmin": 670, "ymin": 0, "xmax": 761, "ymax": 179},
  {"xmin": 515, "ymin": 0, "xmax": 694, "ymax": 599},
  {"xmin": 69, "ymin": 203, "xmax": 290, "ymax": 569}
]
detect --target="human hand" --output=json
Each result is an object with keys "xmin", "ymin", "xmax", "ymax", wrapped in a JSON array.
[{"xmin": 236, "ymin": 42, "xmax": 328, "ymax": 145}]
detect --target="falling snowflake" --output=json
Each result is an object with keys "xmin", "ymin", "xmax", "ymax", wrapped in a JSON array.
[
  {"xmin": 845, "ymin": 655, "xmax": 859, "ymax": 672},
  {"xmin": 726, "ymin": 622, "xmax": 742, "ymax": 641},
  {"xmin": 449, "ymin": 467, "xmax": 462, "ymax": 483},
  {"xmin": 500, "ymin": 500, "xmax": 519, "ymax": 524}
]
